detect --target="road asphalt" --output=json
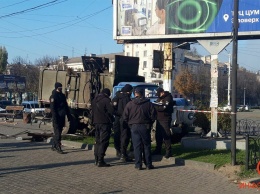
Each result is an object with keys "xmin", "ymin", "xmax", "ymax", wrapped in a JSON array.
[{"xmin": 0, "ymin": 119, "xmax": 260, "ymax": 194}]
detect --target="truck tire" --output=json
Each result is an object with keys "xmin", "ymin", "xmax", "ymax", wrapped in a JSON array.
[
  {"xmin": 68, "ymin": 114, "xmax": 78, "ymax": 134},
  {"xmin": 62, "ymin": 114, "xmax": 78, "ymax": 134}
]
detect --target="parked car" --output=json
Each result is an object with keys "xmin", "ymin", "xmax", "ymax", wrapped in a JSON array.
[
  {"xmin": 218, "ymin": 105, "xmax": 231, "ymax": 112},
  {"xmin": 21, "ymin": 101, "xmax": 45, "ymax": 116},
  {"xmin": 0, "ymin": 100, "xmax": 13, "ymax": 109},
  {"xmin": 237, "ymin": 105, "xmax": 250, "ymax": 112},
  {"xmin": 0, "ymin": 107, "xmax": 6, "ymax": 113}
]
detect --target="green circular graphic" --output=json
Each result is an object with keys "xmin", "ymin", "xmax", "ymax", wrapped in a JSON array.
[
  {"xmin": 177, "ymin": 1, "xmax": 202, "ymax": 25},
  {"xmin": 167, "ymin": 0, "xmax": 220, "ymax": 33}
]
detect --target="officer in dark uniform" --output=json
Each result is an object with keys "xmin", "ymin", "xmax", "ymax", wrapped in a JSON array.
[
  {"xmin": 123, "ymin": 88, "xmax": 156, "ymax": 170},
  {"xmin": 112, "ymin": 90, "xmax": 121, "ymax": 157},
  {"xmin": 112, "ymin": 84, "xmax": 133, "ymax": 162},
  {"xmin": 91, "ymin": 88, "xmax": 114, "ymax": 167},
  {"xmin": 153, "ymin": 87, "xmax": 174, "ymax": 158},
  {"xmin": 50, "ymin": 82, "xmax": 71, "ymax": 154}
]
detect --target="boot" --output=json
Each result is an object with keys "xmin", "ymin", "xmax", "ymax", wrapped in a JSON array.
[
  {"xmin": 120, "ymin": 154, "xmax": 133, "ymax": 163},
  {"xmin": 56, "ymin": 146, "xmax": 64, "ymax": 154},
  {"xmin": 164, "ymin": 149, "xmax": 172, "ymax": 159},
  {"xmin": 98, "ymin": 157, "xmax": 110, "ymax": 167},
  {"xmin": 116, "ymin": 150, "xmax": 121, "ymax": 158},
  {"xmin": 51, "ymin": 144, "xmax": 57, "ymax": 151},
  {"xmin": 94, "ymin": 156, "xmax": 98, "ymax": 166},
  {"xmin": 152, "ymin": 147, "xmax": 161, "ymax": 155}
]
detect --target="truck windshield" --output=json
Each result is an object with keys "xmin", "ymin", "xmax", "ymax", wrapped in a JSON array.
[
  {"xmin": 112, "ymin": 85, "xmax": 159, "ymax": 99},
  {"xmin": 132, "ymin": 86, "xmax": 158, "ymax": 98}
]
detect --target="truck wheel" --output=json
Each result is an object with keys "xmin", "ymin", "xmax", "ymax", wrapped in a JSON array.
[
  {"xmin": 62, "ymin": 114, "xmax": 78, "ymax": 134},
  {"xmin": 68, "ymin": 114, "xmax": 78, "ymax": 134}
]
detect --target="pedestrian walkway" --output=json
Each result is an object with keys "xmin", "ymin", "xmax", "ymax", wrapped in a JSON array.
[{"xmin": 0, "ymin": 121, "xmax": 259, "ymax": 194}]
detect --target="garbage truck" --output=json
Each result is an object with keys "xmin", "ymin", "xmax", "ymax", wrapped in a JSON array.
[{"xmin": 38, "ymin": 55, "xmax": 144, "ymax": 134}]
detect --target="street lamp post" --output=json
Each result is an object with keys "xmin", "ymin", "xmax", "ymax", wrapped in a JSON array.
[{"xmin": 244, "ymin": 88, "xmax": 246, "ymax": 106}]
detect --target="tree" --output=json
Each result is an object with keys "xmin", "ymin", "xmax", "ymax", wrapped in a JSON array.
[
  {"xmin": 0, "ymin": 46, "xmax": 8, "ymax": 74},
  {"xmin": 9, "ymin": 57, "xmax": 40, "ymax": 93},
  {"xmin": 34, "ymin": 55, "xmax": 59, "ymax": 67},
  {"xmin": 174, "ymin": 67, "xmax": 201, "ymax": 103}
]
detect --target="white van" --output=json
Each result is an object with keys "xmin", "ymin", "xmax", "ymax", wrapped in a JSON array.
[{"xmin": 21, "ymin": 101, "xmax": 45, "ymax": 116}]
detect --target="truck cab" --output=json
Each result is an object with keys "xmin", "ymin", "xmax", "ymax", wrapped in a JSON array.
[{"xmin": 112, "ymin": 82, "xmax": 159, "ymax": 99}]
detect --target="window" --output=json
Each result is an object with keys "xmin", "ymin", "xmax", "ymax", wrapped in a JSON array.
[
  {"xmin": 143, "ymin": 61, "xmax": 147, "ymax": 69},
  {"xmin": 126, "ymin": 52, "xmax": 130, "ymax": 56},
  {"xmin": 151, "ymin": 73, "xmax": 156, "ymax": 78},
  {"xmin": 135, "ymin": 51, "xmax": 139, "ymax": 57},
  {"xmin": 144, "ymin": 50, "xmax": 147, "ymax": 57},
  {"xmin": 143, "ymin": 72, "xmax": 146, "ymax": 77}
]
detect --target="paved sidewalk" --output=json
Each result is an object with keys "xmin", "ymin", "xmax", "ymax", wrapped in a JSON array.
[{"xmin": 0, "ymin": 120, "xmax": 259, "ymax": 194}]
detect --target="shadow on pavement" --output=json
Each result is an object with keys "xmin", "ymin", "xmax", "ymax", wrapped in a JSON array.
[
  {"xmin": 100, "ymin": 190, "xmax": 123, "ymax": 194},
  {"xmin": 0, "ymin": 159, "xmax": 94, "ymax": 176}
]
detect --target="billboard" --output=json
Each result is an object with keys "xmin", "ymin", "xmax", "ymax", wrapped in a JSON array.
[
  {"xmin": 113, "ymin": 0, "xmax": 260, "ymax": 42},
  {"xmin": 0, "ymin": 75, "xmax": 26, "ymax": 92}
]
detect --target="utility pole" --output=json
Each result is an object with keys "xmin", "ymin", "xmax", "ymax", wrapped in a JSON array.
[
  {"xmin": 227, "ymin": 53, "xmax": 231, "ymax": 106},
  {"xmin": 231, "ymin": 0, "xmax": 239, "ymax": 166},
  {"xmin": 163, "ymin": 42, "xmax": 173, "ymax": 93}
]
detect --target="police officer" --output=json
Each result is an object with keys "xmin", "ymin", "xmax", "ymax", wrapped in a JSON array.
[
  {"xmin": 153, "ymin": 87, "xmax": 174, "ymax": 158},
  {"xmin": 123, "ymin": 88, "xmax": 156, "ymax": 170},
  {"xmin": 91, "ymin": 88, "xmax": 114, "ymax": 167},
  {"xmin": 112, "ymin": 84, "xmax": 133, "ymax": 162},
  {"xmin": 50, "ymin": 82, "xmax": 71, "ymax": 154},
  {"xmin": 112, "ymin": 90, "xmax": 122, "ymax": 157}
]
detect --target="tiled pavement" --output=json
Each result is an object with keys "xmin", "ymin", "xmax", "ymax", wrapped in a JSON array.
[{"xmin": 0, "ymin": 120, "xmax": 259, "ymax": 194}]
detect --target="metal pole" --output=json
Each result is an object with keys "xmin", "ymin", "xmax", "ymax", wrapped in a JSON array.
[
  {"xmin": 231, "ymin": 0, "xmax": 239, "ymax": 166},
  {"xmin": 244, "ymin": 88, "xmax": 246, "ymax": 106},
  {"xmin": 245, "ymin": 134, "xmax": 249, "ymax": 171},
  {"xmin": 228, "ymin": 54, "xmax": 231, "ymax": 106}
]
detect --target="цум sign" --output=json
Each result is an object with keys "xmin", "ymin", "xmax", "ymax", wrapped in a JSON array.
[{"xmin": 113, "ymin": 0, "xmax": 260, "ymax": 43}]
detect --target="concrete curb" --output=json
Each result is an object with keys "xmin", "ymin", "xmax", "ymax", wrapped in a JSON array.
[
  {"xmin": 240, "ymin": 177, "xmax": 260, "ymax": 183},
  {"xmin": 58, "ymin": 141, "xmax": 216, "ymax": 171},
  {"xmin": 61, "ymin": 140, "xmax": 93, "ymax": 150}
]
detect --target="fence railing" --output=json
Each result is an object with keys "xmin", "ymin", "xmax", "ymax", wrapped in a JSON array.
[{"xmin": 230, "ymin": 119, "xmax": 260, "ymax": 170}]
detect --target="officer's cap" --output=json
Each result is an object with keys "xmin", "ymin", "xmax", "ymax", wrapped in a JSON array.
[
  {"xmin": 156, "ymin": 87, "xmax": 164, "ymax": 96},
  {"xmin": 122, "ymin": 84, "xmax": 133, "ymax": 93},
  {"xmin": 134, "ymin": 87, "xmax": 144, "ymax": 95},
  {"xmin": 102, "ymin": 88, "xmax": 111, "ymax": 97},
  {"xmin": 54, "ymin": 82, "xmax": 62, "ymax": 89}
]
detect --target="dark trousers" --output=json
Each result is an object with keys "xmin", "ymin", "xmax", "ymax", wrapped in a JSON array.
[
  {"xmin": 52, "ymin": 117, "xmax": 65, "ymax": 148},
  {"xmin": 94, "ymin": 124, "xmax": 111, "ymax": 158},
  {"xmin": 120, "ymin": 118, "xmax": 131, "ymax": 156},
  {"xmin": 113, "ymin": 116, "xmax": 121, "ymax": 152},
  {"xmin": 131, "ymin": 124, "xmax": 152, "ymax": 168},
  {"xmin": 155, "ymin": 119, "xmax": 172, "ymax": 151}
]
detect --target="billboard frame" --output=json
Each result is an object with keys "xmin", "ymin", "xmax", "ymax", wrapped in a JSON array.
[{"xmin": 113, "ymin": 0, "xmax": 260, "ymax": 43}]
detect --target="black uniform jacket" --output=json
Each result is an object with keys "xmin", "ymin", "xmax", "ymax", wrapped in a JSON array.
[
  {"xmin": 91, "ymin": 93, "xmax": 114, "ymax": 124},
  {"xmin": 50, "ymin": 90, "xmax": 70, "ymax": 123},
  {"xmin": 112, "ymin": 91, "xmax": 131, "ymax": 117},
  {"xmin": 154, "ymin": 91, "xmax": 174, "ymax": 120},
  {"xmin": 122, "ymin": 96, "xmax": 156, "ymax": 126}
]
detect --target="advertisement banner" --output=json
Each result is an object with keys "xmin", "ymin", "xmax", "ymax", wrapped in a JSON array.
[{"xmin": 114, "ymin": 0, "xmax": 260, "ymax": 42}]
